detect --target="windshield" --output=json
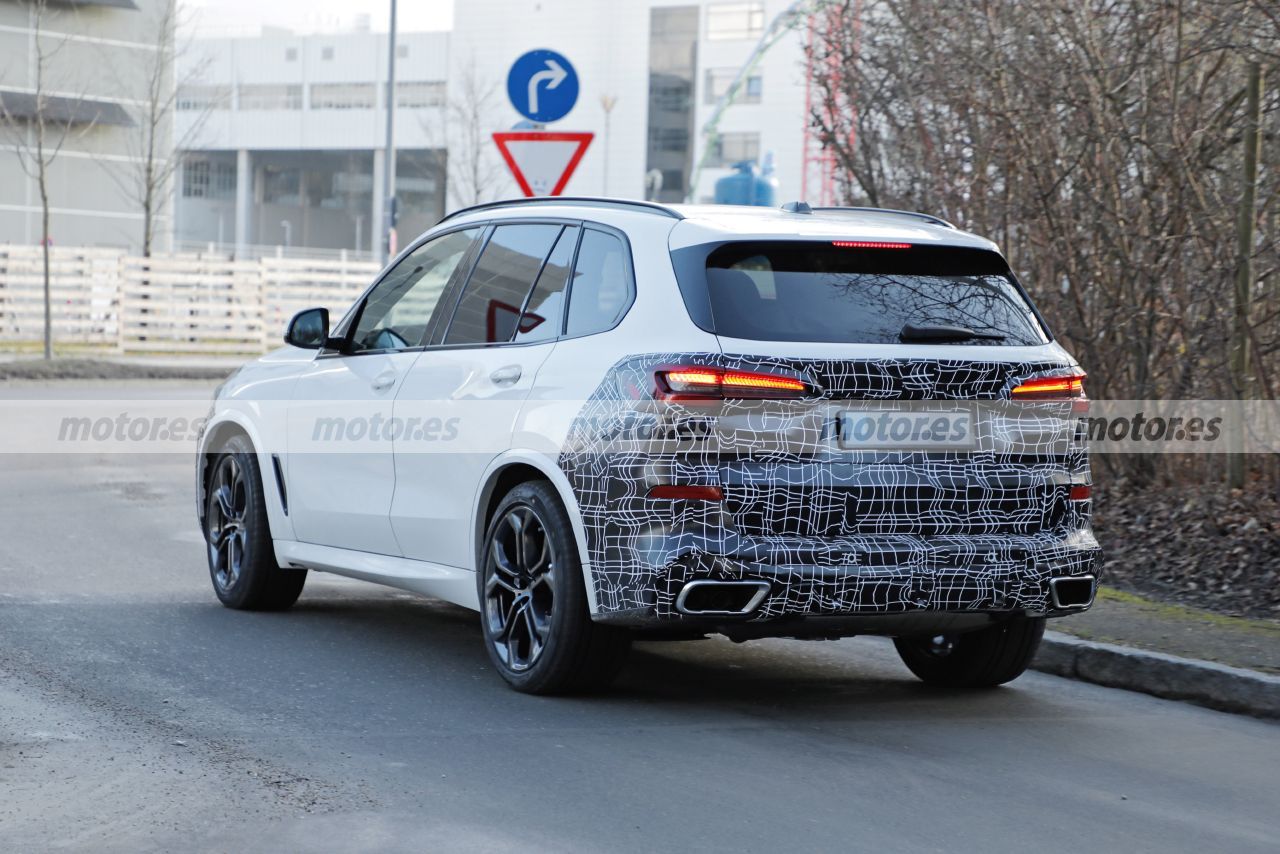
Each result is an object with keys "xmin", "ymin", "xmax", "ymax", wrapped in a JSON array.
[{"xmin": 677, "ymin": 242, "xmax": 1050, "ymax": 346}]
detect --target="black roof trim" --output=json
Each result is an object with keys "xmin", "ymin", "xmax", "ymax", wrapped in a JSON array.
[
  {"xmin": 439, "ymin": 196, "xmax": 684, "ymax": 224},
  {"xmin": 809, "ymin": 206, "xmax": 955, "ymax": 229},
  {"xmin": 0, "ymin": 90, "xmax": 134, "ymax": 127}
]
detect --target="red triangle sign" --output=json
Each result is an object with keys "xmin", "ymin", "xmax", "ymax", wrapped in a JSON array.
[{"xmin": 492, "ymin": 131, "xmax": 594, "ymax": 197}]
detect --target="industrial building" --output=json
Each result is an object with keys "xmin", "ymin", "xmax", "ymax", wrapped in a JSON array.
[
  {"xmin": 174, "ymin": 1, "xmax": 822, "ymax": 257},
  {"xmin": 0, "ymin": 0, "xmax": 173, "ymax": 250}
]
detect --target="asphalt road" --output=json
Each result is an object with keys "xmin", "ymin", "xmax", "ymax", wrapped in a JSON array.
[{"xmin": 2, "ymin": 445, "xmax": 1278, "ymax": 852}]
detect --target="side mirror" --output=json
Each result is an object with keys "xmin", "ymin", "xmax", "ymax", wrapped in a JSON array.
[{"xmin": 284, "ymin": 307, "xmax": 329, "ymax": 349}]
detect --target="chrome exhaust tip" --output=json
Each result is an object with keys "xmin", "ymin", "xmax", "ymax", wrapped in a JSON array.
[
  {"xmin": 675, "ymin": 580, "xmax": 770, "ymax": 616},
  {"xmin": 1049, "ymin": 575, "xmax": 1097, "ymax": 610}
]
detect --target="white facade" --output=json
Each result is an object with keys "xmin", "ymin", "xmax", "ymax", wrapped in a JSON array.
[
  {"xmin": 450, "ymin": 0, "xmax": 809, "ymax": 204},
  {"xmin": 175, "ymin": 29, "xmax": 450, "ymax": 256},
  {"xmin": 175, "ymin": 1, "xmax": 813, "ymax": 254}
]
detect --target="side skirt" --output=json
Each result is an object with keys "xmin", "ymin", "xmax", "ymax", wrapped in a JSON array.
[{"xmin": 273, "ymin": 540, "xmax": 480, "ymax": 611}]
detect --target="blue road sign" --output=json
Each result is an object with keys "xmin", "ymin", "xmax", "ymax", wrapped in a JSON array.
[{"xmin": 506, "ymin": 49, "xmax": 579, "ymax": 123}]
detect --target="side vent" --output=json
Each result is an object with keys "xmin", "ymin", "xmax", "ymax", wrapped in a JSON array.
[{"xmin": 271, "ymin": 454, "xmax": 288, "ymax": 515}]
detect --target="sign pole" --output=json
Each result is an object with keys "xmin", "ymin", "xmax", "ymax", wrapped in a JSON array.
[{"xmin": 381, "ymin": 0, "xmax": 398, "ymax": 265}]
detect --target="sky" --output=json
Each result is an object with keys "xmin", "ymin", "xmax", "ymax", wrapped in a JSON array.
[{"xmin": 183, "ymin": 0, "xmax": 455, "ymax": 38}]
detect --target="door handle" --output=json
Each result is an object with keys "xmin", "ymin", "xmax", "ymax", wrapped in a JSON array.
[
  {"xmin": 489, "ymin": 365, "xmax": 522, "ymax": 385},
  {"xmin": 370, "ymin": 370, "xmax": 397, "ymax": 391}
]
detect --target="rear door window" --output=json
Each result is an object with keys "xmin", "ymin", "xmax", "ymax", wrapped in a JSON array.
[
  {"xmin": 690, "ymin": 242, "xmax": 1048, "ymax": 345},
  {"xmin": 444, "ymin": 224, "xmax": 563, "ymax": 346},
  {"xmin": 515, "ymin": 226, "xmax": 580, "ymax": 343}
]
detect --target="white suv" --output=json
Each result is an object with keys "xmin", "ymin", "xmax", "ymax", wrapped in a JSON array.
[{"xmin": 197, "ymin": 198, "xmax": 1100, "ymax": 694}]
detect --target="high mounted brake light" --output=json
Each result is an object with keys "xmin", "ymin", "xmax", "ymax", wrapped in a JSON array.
[
  {"xmin": 1010, "ymin": 372, "xmax": 1086, "ymax": 400},
  {"xmin": 655, "ymin": 367, "xmax": 810, "ymax": 400},
  {"xmin": 831, "ymin": 240, "xmax": 912, "ymax": 249}
]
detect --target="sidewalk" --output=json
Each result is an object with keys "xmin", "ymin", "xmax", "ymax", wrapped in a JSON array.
[
  {"xmin": 1051, "ymin": 587, "xmax": 1280, "ymax": 675},
  {"xmin": 0, "ymin": 356, "xmax": 239, "ymax": 381},
  {"xmin": 1035, "ymin": 587, "xmax": 1280, "ymax": 718}
]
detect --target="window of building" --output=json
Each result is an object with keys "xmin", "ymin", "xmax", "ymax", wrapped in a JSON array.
[
  {"xmin": 648, "ymin": 127, "xmax": 689, "ymax": 153},
  {"xmin": 262, "ymin": 167, "xmax": 301, "ymax": 204},
  {"xmin": 285, "ymin": 47, "xmax": 298, "ymax": 62},
  {"xmin": 310, "ymin": 83, "xmax": 377, "ymax": 110},
  {"xmin": 396, "ymin": 81, "xmax": 446, "ymax": 108},
  {"xmin": 182, "ymin": 160, "xmax": 235, "ymax": 199},
  {"xmin": 397, "ymin": 44, "xmax": 409, "ymax": 59},
  {"xmin": 182, "ymin": 160, "xmax": 208, "ymax": 198},
  {"xmin": 238, "ymin": 84, "xmax": 302, "ymax": 110},
  {"xmin": 321, "ymin": 46, "xmax": 334, "ymax": 61},
  {"xmin": 707, "ymin": 2, "xmax": 765, "ymax": 40},
  {"xmin": 645, "ymin": 5, "xmax": 699, "ymax": 203},
  {"xmin": 565, "ymin": 229, "xmax": 633, "ymax": 337},
  {"xmin": 176, "ymin": 85, "xmax": 230, "ymax": 111},
  {"xmin": 705, "ymin": 131, "xmax": 760, "ymax": 167},
  {"xmin": 445, "ymin": 224, "xmax": 563, "ymax": 346},
  {"xmin": 704, "ymin": 68, "xmax": 762, "ymax": 104}
]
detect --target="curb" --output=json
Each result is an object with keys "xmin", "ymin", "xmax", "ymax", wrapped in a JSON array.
[{"xmin": 1034, "ymin": 631, "xmax": 1280, "ymax": 719}]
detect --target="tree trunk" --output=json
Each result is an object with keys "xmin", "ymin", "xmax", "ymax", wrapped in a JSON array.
[
  {"xmin": 1228, "ymin": 62, "xmax": 1263, "ymax": 488},
  {"xmin": 41, "ymin": 200, "xmax": 51, "ymax": 360}
]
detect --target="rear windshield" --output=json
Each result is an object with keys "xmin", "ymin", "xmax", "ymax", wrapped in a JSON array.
[{"xmin": 675, "ymin": 242, "xmax": 1049, "ymax": 345}]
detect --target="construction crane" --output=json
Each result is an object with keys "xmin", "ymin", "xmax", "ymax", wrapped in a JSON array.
[{"xmin": 685, "ymin": 0, "xmax": 846, "ymax": 204}]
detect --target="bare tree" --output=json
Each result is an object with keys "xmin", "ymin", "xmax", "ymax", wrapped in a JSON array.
[
  {"xmin": 432, "ymin": 59, "xmax": 507, "ymax": 208},
  {"xmin": 0, "ymin": 0, "xmax": 95, "ymax": 359},
  {"xmin": 807, "ymin": 0, "xmax": 1279, "ymax": 486},
  {"xmin": 106, "ymin": 0, "xmax": 214, "ymax": 257}
]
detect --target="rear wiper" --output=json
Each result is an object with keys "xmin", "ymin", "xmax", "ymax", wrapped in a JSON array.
[{"xmin": 898, "ymin": 323, "xmax": 1006, "ymax": 343}]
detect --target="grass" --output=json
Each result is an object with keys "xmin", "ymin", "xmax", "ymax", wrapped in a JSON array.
[{"xmin": 1094, "ymin": 586, "xmax": 1280, "ymax": 638}]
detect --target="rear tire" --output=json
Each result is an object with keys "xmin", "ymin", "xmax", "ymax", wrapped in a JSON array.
[
  {"xmin": 479, "ymin": 481, "xmax": 631, "ymax": 694},
  {"xmin": 204, "ymin": 435, "xmax": 306, "ymax": 611},
  {"xmin": 893, "ymin": 616, "xmax": 1045, "ymax": 688}
]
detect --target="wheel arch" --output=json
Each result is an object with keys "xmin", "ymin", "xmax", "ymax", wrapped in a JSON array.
[
  {"xmin": 472, "ymin": 451, "xmax": 599, "ymax": 615},
  {"xmin": 198, "ymin": 412, "xmax": 293, "ymax": 542}
]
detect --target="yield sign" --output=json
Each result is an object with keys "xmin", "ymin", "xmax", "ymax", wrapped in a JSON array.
[{"xmin": 492, "ymin": 131, "xmax": 593, "ymax": 197}]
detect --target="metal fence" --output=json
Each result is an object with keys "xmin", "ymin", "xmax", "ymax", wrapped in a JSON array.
[{"xmin": 0, "ymin": 246, "xmax": 381, "ymax": 355}]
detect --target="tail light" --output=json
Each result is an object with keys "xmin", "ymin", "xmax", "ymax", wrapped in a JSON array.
[
  {"xmin": 654, "ymin": 366, "xmax": 811, "ymax": 401},
  {"xmin": 647, "ymin": 485, "xmax": 724, "ymax": 501},
  {"xmin": 1010, "ymin": 372, "xmax": 1086, "ymax": 400},
  {"xmin": 1069, "ymin": 484, "xmax": 1092, "ymax": 502}
]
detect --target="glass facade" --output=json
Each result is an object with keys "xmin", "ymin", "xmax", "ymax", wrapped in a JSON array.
[{"xmin": 645, "ymin": 6, "xmax": 699, "ymax": 203}]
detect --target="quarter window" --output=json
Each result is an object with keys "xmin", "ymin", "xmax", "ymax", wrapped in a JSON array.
[
  {"xmin": 565, "ymin": 229, "xmax": 632, "ymax": 337},
  {"xmin": 445, "ymin": 224, "xmax": 563, "ymax": 346},
  {"xmin": 350, "ymin": 228, "xmax": 480, "ymax": 353}
]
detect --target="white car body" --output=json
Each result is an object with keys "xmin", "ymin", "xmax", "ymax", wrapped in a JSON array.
[{"xmin": 198, "ymin": 198, "xmax": 1098, "ymax": 639}]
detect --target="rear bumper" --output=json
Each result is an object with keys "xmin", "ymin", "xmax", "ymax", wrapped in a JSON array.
[{"xmin": 589, "ymin": 527, "xmax": 1101, "ymax": 630}]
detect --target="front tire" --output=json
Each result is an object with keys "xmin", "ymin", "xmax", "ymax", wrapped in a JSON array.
[
  {"xmin": 479, "ymin": 481, "xmax": 630, "ymax": 694},
  {"xmin": 893, "ymin": 617, "xmax": 1045, "ymax": 688},
  {"xmin": 204, "ymin": 435, "xmax": 306, "ymax": 610}
]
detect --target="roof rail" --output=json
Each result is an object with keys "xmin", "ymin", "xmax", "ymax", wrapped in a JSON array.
[
  {"xmin": 438, "ymin": 196, "xmax": 685, "ymax": 223},
  {"xmin": 809, "ymin": 206, "xmax": 955, "ymax": 229}
]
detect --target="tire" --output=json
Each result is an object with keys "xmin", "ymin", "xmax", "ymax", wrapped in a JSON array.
[
  {"xmin": 478, "ymin": 481, "xmax": 631, "ymax": 694},
  {"xmin": 893, "ymin": 616, "xmax": 1045, "ymax": 688},
  {"xmin": 204, "ymin": 434, "xmax": 306, "ymax": 611}
]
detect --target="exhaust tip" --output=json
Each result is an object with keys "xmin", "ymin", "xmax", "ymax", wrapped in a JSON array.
[
  {"xmin": 1049, "ymin": 575, "xmax": 1096, "ymax": 610},
  {"xmin": 675, "ymin": 580, "xmax": 770, "ymax": 616}
]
